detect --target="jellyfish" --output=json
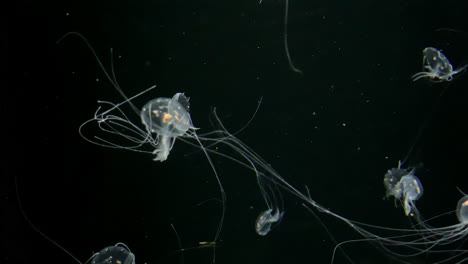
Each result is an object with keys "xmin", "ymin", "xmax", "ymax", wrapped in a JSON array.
[
  {"xmin": 412, "ymin": 47, "xmax": 468, "ymax": 82},
  {"xmin": 456, "ymin": 195, "xmax": 468, "ymax": 225},
  {"xmin": 384, "ymin": 161, "xmax": 424, "ymax": 217},
  {"xmin": 255, "ymin": 208, "xmax": 284, "ymax": 236},
  {"xmin": 255, "ymin": 182, "xmax": 285, "ymax": 236},
  {"xmin": 139, "ymin": 93, "xmax": 194, "ymax": 162},
  {"xmin": 41, "ymin": 241, "xmax": 135, "ymax": 264},
  {"xmin": 91, "ymin": 243, "xmax": 135, "ymax": 264}
]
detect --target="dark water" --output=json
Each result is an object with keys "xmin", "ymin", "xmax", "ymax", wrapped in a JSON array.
[{"xmin": 5, "ymin": 0, "xmax": 468, "ymax": 263}]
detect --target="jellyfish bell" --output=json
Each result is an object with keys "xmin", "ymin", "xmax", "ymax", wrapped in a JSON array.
[
  {"xmin": 384, "ymin": 161, "xmax": 424, "ymax": 217},
  {"xmin": 141, "ymin": 93, "xmax": 192, "ymax": 137},
  {"xmin": 255, "ymin": 207, "xmax": 284, "ymax": 236},
  {"xmin": 384, "ymin": 161, "xmax": 413, "ymax": 200},
  {"xmin": 399, "ymin": 175, "xmax": 423, "ymax": 217},
  {"xmin": 140, "ymin": 93, "xmax": 195, "ymax": 161},
  {"xmin": 412, "ymin": 47, "xmax": 468, "ymax": 82},
  {"xmin": 456, "ymin": 195, "xmax": 468, "ymax": 224},
  {"xmin": 91, "ymin": 243, "xmax": 135, "ymax": 264}
]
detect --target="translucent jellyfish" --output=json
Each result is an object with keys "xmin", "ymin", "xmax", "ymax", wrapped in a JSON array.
[
  {"xmin": 412, "ymin": 47, "xmax": 468, "ymax": 82},
  {"xmin": 255, "ymin": 185, "xmax": 284, "ymax": 236},
  {"xmin": 456, "ymin": 195, "xmax": 468, "ymax": 225},
  {"xmin": 384, "ymin": 161, "xmax": 412, "ymax": 200},
  {"xmin": 52, "ymin": 243, "xmax": 136, "ymax": 264},
  {"xmin": 384, "ymin": 161, "xmax": 424, "ymax": 217},
  {"xmin": 398, "ymin": 175, "xmax": 423, "ymax": 216},
  {"xmin": 139, "ymin": 93, "xmax": 194, "ymax": 162},
  {"xmin": 256, "ymin": 208, "xmax": 284, "ymax": 236},
  {"xmin": 91, "ymin": 243, "xmax": 135, "ymax": 264},
  {"xmin": 46, "ymin": 242, "xmax": 135, "ymax": 264}
]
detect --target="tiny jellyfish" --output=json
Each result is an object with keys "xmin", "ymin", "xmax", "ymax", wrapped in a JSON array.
[
  {"xmin": 398, "ymin": 175, "xmax": 423, "ymax": 216},
  {"xmin": 254, "ymin": 170, "xmax": 285, "ymax": 236},
  {"xmin": 384, "ymin": 161, "xmax": 412, "ymax": 199},
  {"xmin": 139, "ymin": 93, "xmax": 194, "ymax": 161},
  {"xmin": 59, "ymin": 243, "xmax": 135, "ymax": 264},
  {"xmin": 384, "ymin": 161, "xmax": 423, "ymax": 216},
  {"xmin": 412, "ymin": 47, "xmax": 468, "ymax": 82},
  {"xmin": 255, "ymin": 207, "xmax": 284, "ymax": 236},
  {"xmin": 255, "ymin": 183, "xmax": 284, "ymax": 236},
  {"xmin": 456, "ymin": 195, "xmax": 468, "ymax": 225},
  {"xmin": 91, "ymin": 243, "xmax": 135, "ymax": 264}
]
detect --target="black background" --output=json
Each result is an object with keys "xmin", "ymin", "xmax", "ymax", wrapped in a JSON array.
[{"xmin": 4, "ymin": 0, "xmax": 468, "ymax": 263}]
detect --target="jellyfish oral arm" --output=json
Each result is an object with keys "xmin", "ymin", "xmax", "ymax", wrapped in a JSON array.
[{"xmin": 153, "ymin": 135, "xmax": 173, "ymax": 161}]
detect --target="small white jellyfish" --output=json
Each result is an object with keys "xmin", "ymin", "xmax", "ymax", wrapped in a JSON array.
[
  {"xmin": 412, "ymin": 47, "xmax": 468, "ymax": 82},
  {"xmin": 384, "ymin": 161, "xmax": 424, "ymax": 216},
  {"xmin": 91, "ymin": 243, "xmax": 135, "ymax": 264},
  {"xmin": 456, "ymin": 195, "xmax": 468, "ymax": 225},
  {"xmin": 255, "ymin": 182, "xmax": 284, "ymax": 236},
  {"xmin": 56, "ymin": 242, "xmax": 135, "ymax": 264},
  {"xmin": 399, "ymin": 175, "xmax": 423, "ymax": 216},
  {"xmin": 140, "ymin": 93, "xmax": 194, "ymax": 161},
  {"xmin": 384, "ymin": 161, "xmax": 412, "ymax": 200},
  {"xmin": 255, "ymin": 207, "xmax": 284, "ymax": 236}
]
